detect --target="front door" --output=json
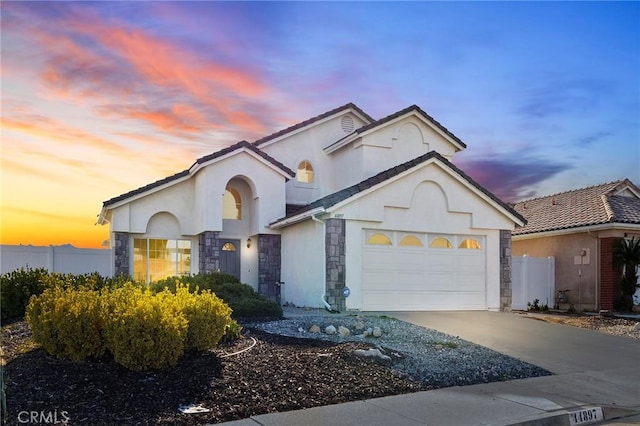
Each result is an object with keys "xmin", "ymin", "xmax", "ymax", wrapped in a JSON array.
[{"xmin": 220, "ymin": 239, "xmax": 240, "ymax": 279}]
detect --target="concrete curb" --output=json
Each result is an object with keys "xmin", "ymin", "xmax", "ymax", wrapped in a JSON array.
[{"xmin": 489, "ymin": 406, "xmax": 640, "ymax": 426}]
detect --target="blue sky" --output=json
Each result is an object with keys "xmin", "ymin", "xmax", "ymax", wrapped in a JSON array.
[{"xmin": 2, "ymin": 1, "xmax": 639, "ymax": 247}]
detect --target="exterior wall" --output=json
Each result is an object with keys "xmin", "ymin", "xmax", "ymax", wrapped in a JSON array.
[
  {"xmin": 280, "ymin": 219, "xmax": 325, "ymax": 308},
  {"xmin": 512, "ymin": 233, "xmax": 599, "ymax": 311},
  {"xmin": 359, "ymin": 117, "xmax": 458, "ymax": 182},
  {"xmin": 110, "ymin": 179, "xmax": 194, "ymax": 234},
  {"xmin": 108, "ymin": 152, "xmax": 286, "ymax": 237},
  {"xmin": 259, "ymin": 112, "xmax": 369, "ymax": 205},
  {"xmin": 325, "ymin": 218, "xmax": 346, "ymax": 311},
  {"xmin": 192, "ymin": 154, "xmax": 286, "ymax": 235},
  {"xmin": 258, "ymin": 234, "xmax": 282, "ymax": 303}
]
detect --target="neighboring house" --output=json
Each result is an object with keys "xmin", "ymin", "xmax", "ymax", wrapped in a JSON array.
[
  {"xmin": 512, "ymin": 180, "xmax": 640, "ymax": 311},
  {"xmin": 98, "ymin": 103, "xmax": 525, "ymax": 312}
]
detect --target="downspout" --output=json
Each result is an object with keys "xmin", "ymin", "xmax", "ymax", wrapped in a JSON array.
[{"xmin": 311, "ymin": 212, "xmax": 332, "ymax": 311}]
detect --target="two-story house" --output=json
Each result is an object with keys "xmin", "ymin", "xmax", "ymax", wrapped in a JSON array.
[{"xmin": 97, "ymin": 103, "xmax": 525, "ymax": 312}]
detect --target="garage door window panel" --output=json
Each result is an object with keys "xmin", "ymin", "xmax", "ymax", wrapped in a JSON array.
[
  {"xmin": 459, "ymin": 238, "xmax": 481, "ymax": 249},
  {"xmin": 399, "ymin": 235, "xmax": 423, "ymax": 247},
  {"xmin": 366, "ymin": 233, "xmax": 393, "ymax": 245},
  {"xmin": 429, "ymin": 237, "xmax": 453, "ymax": 248}
]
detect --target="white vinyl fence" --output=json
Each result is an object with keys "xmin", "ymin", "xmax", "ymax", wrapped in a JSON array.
[
  {"xmin": 1, "ymin": 245, "xmax": 113, "ymax": 276},
  {"xmin": 511, "ymin": 255, "xmax": 555, "ymax": 310}
]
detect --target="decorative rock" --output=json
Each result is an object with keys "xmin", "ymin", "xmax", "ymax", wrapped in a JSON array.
[
  {"xmin": 435, "ymin": 344, "xmax": 444, "ymax": 351},
  {"xmin": 363, "ymin": 327, "xmax": 373, "ymax": 337},
  {"xmin": 338, "ymin": 326, "xmax": 350, "ymax": 337},
  {"xmin": 353, "ymin": 348, "xmax": 391, "ymax": 361},
  {"xmin": 309, "ymin": 324, "xmax": 321, "ymax": 333},
  {"xmin": 325, "ymin": 325, "xmax": 337, "ymax": 335},
  {"xmin": 355, "ymin": 320, "xmax": 365, "ymax": 331},
  {"xmin": 373, "ymin": 327, "xmax": 382, "ymax": 337}
]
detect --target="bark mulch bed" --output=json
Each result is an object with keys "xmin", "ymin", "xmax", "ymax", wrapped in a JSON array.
[{"xmin": 2, "ymin": 322, "xmax": 425, "ymax": 425}]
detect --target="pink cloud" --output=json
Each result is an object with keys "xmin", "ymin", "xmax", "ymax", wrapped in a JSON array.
[
  {"xmin": 3, "ymin": 3, "xmax": 278, "ymax": 138},
  {"xmin": 63, "ymin": 15, "xmax": 271, "ymax": 134}
]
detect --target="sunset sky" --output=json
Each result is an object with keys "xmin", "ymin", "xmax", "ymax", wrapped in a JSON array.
[{"xmin": 1, "ymin": 1, "xmax": 639, "ymax": 249}]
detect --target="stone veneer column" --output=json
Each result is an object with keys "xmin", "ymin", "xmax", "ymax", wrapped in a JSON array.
[
  {"xmin": 199, "ymin": 231, "xmax": 221, "ymax": 273},
  {"xmin": 114, "ymin": 232, "xmax": 130, "ymax": 277},
  {"xmin": 325, "ymin": 218, "xmax": 346, "ymax": 312},
  {"xmin": 499, "ymin": 230, "xmax": 512, "ymax": 312},
  {"xmin": 258, "ymin": 234, "xmax": 282, "ymax": 303}
]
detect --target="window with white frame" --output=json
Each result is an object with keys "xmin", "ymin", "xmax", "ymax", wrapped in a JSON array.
[
  {"xmin": 133, "ymin": 238, "xmax": 191, "ymax": 283},
  {"xmin": 296, "ymin": 160, "xmax": 314, "ymax": 183}
]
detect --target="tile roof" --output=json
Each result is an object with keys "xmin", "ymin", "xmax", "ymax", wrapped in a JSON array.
[
  {"xmin": 103, "ymin": 141, "xmax": 294, "ymax": 207},
  {"xmin": 271, "ymin": 150, "xmax": 524, "ymax": 226},
  {"xmin": 512, "ymin": 179, "xmax": 640, "ymax": 235},
  {"xmin": 252, "ymin": 102, "xmax": 374, "ymax": 147}
]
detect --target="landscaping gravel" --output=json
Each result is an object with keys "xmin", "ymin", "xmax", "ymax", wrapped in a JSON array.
[{"xmin": 246, "ymin": 313, "xmax": 552, "ymax": 388}]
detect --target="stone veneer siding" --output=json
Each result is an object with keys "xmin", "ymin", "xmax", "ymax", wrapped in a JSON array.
[
  {"xmin": 258, "ymin": 234, "xmax": 282, "ymax": 303},
  {"xmin": 199, "ymin": 231, "xmax": 221, "ymax": 273},
  {"xmin": 114, "ymin": 232, "xmax": 130, "ymax": 277},
  {"xmin": 325, "ymin": 218, "xmax": 346, "ymax": 312},
  {"xmin": 499, "ymin": 230, "xmax": 512, "ymax": 311}
]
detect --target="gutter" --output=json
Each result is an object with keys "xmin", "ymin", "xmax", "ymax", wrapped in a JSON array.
[{"xmin": 269, "ymin": 207, "xmax": 326, "ymax": 230}]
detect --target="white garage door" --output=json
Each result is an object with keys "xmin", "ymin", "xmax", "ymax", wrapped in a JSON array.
[{"xmin": 362, "ymin": 231, "xmax": 486, "ymax": 311}]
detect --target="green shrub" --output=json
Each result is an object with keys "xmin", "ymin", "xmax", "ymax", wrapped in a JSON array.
[
  {"xmin": 221, "ymin": 319, "xmax": 243, "ymax": 343},
  {"xmin": 1, "ymin": 267, "xmax": 49, "ymax": 321},
  {"xmin": 176, "ymin": 286, "xmax": 232, "ymax": 351},
  {"xmin": 101, "ymin": 284, "xmax": 188, "ymax": 371},
  {"xmin": 25, "ymin": 286, "xmax": 105, "ymax": 361},
  {"xmin": 25, "ymin": 277, "xmax": 238, "ymax": 371},
  {"xmin": 1, "ymin": 268, "xmax": 130, "ymax": 321},
  {"xmin": 527, "ymin": 299, "xmax": 549, "ymax": 312},
  {"xmin": 152, "ymin": 273, "xmax": 282, "ymax": 319}
]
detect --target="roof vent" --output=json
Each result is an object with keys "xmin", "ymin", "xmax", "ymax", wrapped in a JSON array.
[{"xmin": 341, "ymin": 115, "xmax": 354, "ymax": 133}]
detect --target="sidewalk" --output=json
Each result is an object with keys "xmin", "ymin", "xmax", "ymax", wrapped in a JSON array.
[{"xmin": 217, "ymin": 310, "xmax": 640, "ymax": 426}]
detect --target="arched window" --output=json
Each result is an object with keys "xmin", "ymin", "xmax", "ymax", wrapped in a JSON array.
[
  {"xmin": 399, "ymin": 235, "xmax": 423, "ymax": 247},
  {"xmin": 296, "ymin": 160, "xmax": 314, "ymax": 183},
  {"xmin": 430, "ymin": 237, "xmax": 453, "ymax": 248},
  {"xmin": 459, "ymin": 238, "xmax": 481, "ymax": 249},
  {"xmin": 222, "ymin": 242, "xmax": 237, "ymax": 251},
  {"xmin": 223, "ymin": 188, "xmax": 241, "ymax": 220},
  {"xmin": 366, "ymin": 233, "xmax": 392, "ymax": 245}
]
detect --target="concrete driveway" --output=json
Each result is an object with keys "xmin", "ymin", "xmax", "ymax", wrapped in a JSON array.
[
  {"xmin": 223, "ymin": 310, "xmax": 640, "ymax": 426},
  {"xmin": 382, "ymin": 311, "xmax": 640, "ymax": 375}
]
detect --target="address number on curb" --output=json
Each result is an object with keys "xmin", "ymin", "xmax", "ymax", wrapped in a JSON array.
[{"xmin": 568, "ymin": 407, "xmax": 604, "ymax": 425}]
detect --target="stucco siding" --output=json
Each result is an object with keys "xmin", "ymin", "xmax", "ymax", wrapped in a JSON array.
[
  {"xmin": 280, "ymin": 220, "xmax": 325, "ymax": 308},
  {"xmin": 260, "ymin": 113, "xmax": 367, "ymax": 204},
  {"xmin": 513, "ymin": 233, "xmax": 599, "ymax": 310},
  {"xmin": 332, "ymin": 162, "xmax": 517, "ymax": 231},
  {"xmin": 359, "ymin": 117, "xmax": 458, "ymax": 180}
]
